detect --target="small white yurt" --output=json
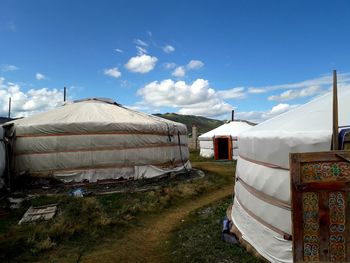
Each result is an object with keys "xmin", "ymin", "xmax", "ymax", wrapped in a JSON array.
[
  {"xmin": 230, "ymin": 87, "xmax": 350, "ymax": 262},
  {"xmin": 199, "ymin": 119, "xmax": 253, "ymax": 160},
  {"xmin": 4, "ymin": 98, "xmax": 190, "ymax": 183},
  {"xmin": 0, "ymin": 126, "xmax": 5, "ymax": 188}
]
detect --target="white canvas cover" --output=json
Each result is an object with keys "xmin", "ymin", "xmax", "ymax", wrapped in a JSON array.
[
  {"xmin": 0, "ymin": 126, "xmax": 5, "ymax": 188},
  {"xmin": 4, "ymin": 98, "xmax": 191, "ymax": 183},
  {"xmin": 198, "ymin": 121, "xmax": 253, "ymax": 159},
  {"xmin": 231, "ymin": 87, "xmax": 350, "ymax": 263}
]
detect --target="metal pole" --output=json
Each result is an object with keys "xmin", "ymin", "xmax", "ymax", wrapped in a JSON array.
[
  {"xmin": 64, "ymin": 87, "xmax": 67, "ymax": 102},
  {"xmin": 8, "ymin": 97, "xmax": 11, "ymax": 119},
  {"xmin": 332, "ymin": 70, "xmax": 339, "ymax": 150}
]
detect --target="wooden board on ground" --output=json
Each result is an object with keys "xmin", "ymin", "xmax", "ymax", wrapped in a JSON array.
[
  {"xmin": 19, "ymin": 204, "xmax": 57, "ymax": 224},
  {"xmin": 290, "ymin": 150, "xmax": 350, "ymax": 262}
]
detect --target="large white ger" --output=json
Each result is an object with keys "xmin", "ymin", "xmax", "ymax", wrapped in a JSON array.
[
  {"xmin": 199, "ymin": 121, "xmax": 253, "ymax": 160},
  {"xmin": 231, "ymin": 87, "xmax": 350, "ymax": 263},
  {"xmin": 4, "ymin": 98, "xmax": 190, "ymax": 183}
]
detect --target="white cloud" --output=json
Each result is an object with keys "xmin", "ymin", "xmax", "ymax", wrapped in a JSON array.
[
  {"xmin": 247, "ymin": 73, "xmax": 350, "ymax": 95},
  {"xmin": 169, "ymin": 60, "xmax": 204, "ymax": 78},
  {"xmin": 0, "ymin": 77, "xmax": 63, "ymax": 118},
  {"xmin": 35, "ymin": 73, "xmax": 46, "ymax": 80},
  {"xmin": 136, "ymin": 46, "xmax": 147, "ymax": 55},
  {"xmin": 217, "ymin": 87, "xmax": 246, "ymax": 99},
  {"xmin": 172, "ymin": 66, "xmax": 186, "ymax": 78},
  {"xmin": 236, "ymin": 103, "xmax": 299, "ymax": 123},
  {"xmin": 114, "ymin": 48, "xmax": 123, "ymax": 53},
  {"xmin": 125, "ymin": 54, "xmax": 158, "ymax": 74},
  {"xmin": 164, "ymin": 62, "xmax": 176, "ymax": 69},
  {"xmin": 104, "ymin": 67, "xmax": 122, "ymax": 78},
  {"xmin": 1, "ymin": 64, "xmax": 19, "ymax": 72},
  {"xmin": 137, "ymin": 78, "xmax": 235, "ymax": 118},
  {"xmin": 187, "ymin": 60, "xmax": 204, "ymax": 70},
  {"xmin": 134, "ymin": 39, "xmax": 148, "ymax": 47},
  {"xmin": 268, "ymin": 86, "xmax": 323, "ymax": 101},
  {"xmin": 248, "ymin": 87, "xmax": 267, "ymax": 94},
  {"xmin": 163, "ymin": 45, "xmax": 175, "ymax": 53}
]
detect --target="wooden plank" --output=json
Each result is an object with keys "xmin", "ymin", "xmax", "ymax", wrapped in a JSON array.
[
  {"xmin": 346, "ymin": 191, "xmax": 350, "ymax": 262},
  {"xmin": 296, "ymin": 182, "xmax": 350, "ymax": 192},
  {"xmin": 290, "ymin": 153, "xmax": 304, "ymax": 262},
  {"xmin": 297, "ymin": 151, "xmax": 350, "ymax": 163}
]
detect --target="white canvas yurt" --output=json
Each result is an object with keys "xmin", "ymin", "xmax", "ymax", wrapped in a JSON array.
[
  {"xmin": 230, "ymin": 87, "xmax": 350, "ymax": 262},
  {"xmin": 199, "ymin": 120, "xmax": 253, "ymax": 160},
  {"xmin": 4, "ymin": 98, "xmax": 190, "ymax": 183}
]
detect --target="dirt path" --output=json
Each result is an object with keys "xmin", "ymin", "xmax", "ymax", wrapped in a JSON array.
[{"xmin": 81, "ymin": 185, "xmax": 232, "ymax": 263}]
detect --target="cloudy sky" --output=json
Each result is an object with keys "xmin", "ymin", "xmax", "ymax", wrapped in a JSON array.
[{"xmin": 1, "ymin": 0, "xmax": 350, "ymax": 122}]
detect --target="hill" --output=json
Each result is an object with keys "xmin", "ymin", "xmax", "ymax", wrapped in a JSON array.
[{"xmin": 153, "ymin": 113, "xmax": 225, "ymax": 135}]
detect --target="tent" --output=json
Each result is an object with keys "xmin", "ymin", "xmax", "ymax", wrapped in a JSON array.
[
  {"xmin": 4, "ymin": 98, "xmax": 191, "ymax": 183},
  {"xmin": 198, "ymin": 121, "xmax": 253, "ymax": 160},
  {"xmin": 0, "ymin": 126, "xmax": 5, "ymax": 188},
  {"xmin": 230, "ymin": 87, "xmax": 350, "ymax": 263}
]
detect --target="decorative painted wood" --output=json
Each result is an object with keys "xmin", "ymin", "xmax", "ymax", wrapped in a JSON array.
[{"xmin": 290, "ymin": 150, "xmax": 350, "ymax": 262}]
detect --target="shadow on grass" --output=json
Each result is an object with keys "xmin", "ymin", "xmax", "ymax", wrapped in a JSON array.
[{"xmin": 167, "ymin": 196, "xmax": 261, "ymax": 263}]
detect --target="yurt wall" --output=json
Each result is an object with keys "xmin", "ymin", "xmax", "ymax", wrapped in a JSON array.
[
  {"xmin": 198, "ymin": 121, "xmax": 253, "ymax": 160},
  {"xmin": 231, "ymin": 87, "xmax": 350, "ymax": 263},
  {"xmin": 4, "ymin": 99, "xmax": 191, "ymax": 183}
]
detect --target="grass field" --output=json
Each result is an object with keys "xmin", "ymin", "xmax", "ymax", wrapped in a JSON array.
[
  {"xmin": 168, "ymin": 196, "xmax": 260, "ymax": 263},
  {"xmin": 0, "ymin": 154, "xmax": 259, "ymax": 263}
]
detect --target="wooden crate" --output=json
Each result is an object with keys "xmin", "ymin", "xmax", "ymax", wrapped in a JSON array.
[{"xmin": 290, "ymin": 151, "xmax": 350, "ymax": 262}]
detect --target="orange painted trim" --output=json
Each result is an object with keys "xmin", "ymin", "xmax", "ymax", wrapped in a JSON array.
[{"xmin": 213, "ymin": 135, "xmax": 232, "ymax": 160}]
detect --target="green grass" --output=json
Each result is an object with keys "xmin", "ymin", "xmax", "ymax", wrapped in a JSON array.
[
  {"xmin": 189, "ymin": 150, "xmax": 213, "ymax": 162},
  {"xmin": 0, "ymin": 158, "xmax": 236, "ymax": 262},
  {"xmin": 167, "ymin": 196, "xmax": 261, "ymax": 263},
  {"xmin": 0, "ymin": 152, "xmax": 253, "ymax": 263}
]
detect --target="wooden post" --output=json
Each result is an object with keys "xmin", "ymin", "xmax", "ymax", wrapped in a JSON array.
[
  {"xmin": 8, "ymin": 97, "xmax": 11, "ymax": 119},
  {"xmin": 332, "ymin": 70, "xmax": 339, "ymax": 150},
  {"xmin": 63, "ymin": 87, "xmax": 67, "ymax": 102}
]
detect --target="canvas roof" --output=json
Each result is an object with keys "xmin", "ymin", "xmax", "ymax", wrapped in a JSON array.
[{"xmin": 5, "ymin": 98, "xmax": 187, "ymax": 136}]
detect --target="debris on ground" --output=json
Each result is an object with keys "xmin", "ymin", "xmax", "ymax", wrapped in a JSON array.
[
  {"xmin": 70, "ymin": 188, "xmax": 84, "ymax": 197},
  {"xmin": 18, "ymin": 204, "xmax": 57, "ymax": 224},
  {"xmin": 8, "ymin": 197, "xmax": 24, "ymax": 209}
]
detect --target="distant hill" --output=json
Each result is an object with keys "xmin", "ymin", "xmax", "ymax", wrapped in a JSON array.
[{"xmin": 153, "ymin": 113, "xmax": 225, "ymax": 135}]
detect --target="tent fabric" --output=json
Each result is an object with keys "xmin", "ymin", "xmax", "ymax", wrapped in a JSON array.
[
  {"xmin": 0, "ymin": 127, "xmax": 5, "ymax": 188},
  {"xmin": 231, "ymin": 87, "xmax": 350, "ymax": 263},
  {"xmin": 198, "ymin": 121, "xmax": 253, "ymax": 159},
  {"xmin": 5, "ymin": 99, "xmax": 190, "ymax": 183}
]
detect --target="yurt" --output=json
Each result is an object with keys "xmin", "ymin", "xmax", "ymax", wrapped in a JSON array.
[
  {"xmin": 198, "ymin": 120, "xmax": 253, "ymax": 160},
  {"xmin": 3, "ymin": 98, "xmax": 190, "ymax": 183},
  {"xmin": 230, "ymin": 87, "xmax": 350, "ymax": 262},
  {"xmin": 0, "ymin": 126, "xmax": 5, "ymax": 188}
]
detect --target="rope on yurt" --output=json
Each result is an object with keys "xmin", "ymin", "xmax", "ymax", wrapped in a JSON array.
[{"xmin": 177, "ymin": 130, "xmax": 189, "ymax": 175}]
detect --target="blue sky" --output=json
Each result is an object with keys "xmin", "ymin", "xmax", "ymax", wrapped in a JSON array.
[{"xmin": 1, "ymin": 0, "xmax": 350, "ymax": 122}]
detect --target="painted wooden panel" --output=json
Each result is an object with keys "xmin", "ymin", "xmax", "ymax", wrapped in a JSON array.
[{"xmin": 290, "ymin": 151, "xmax": 350, "ymax": 262}]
